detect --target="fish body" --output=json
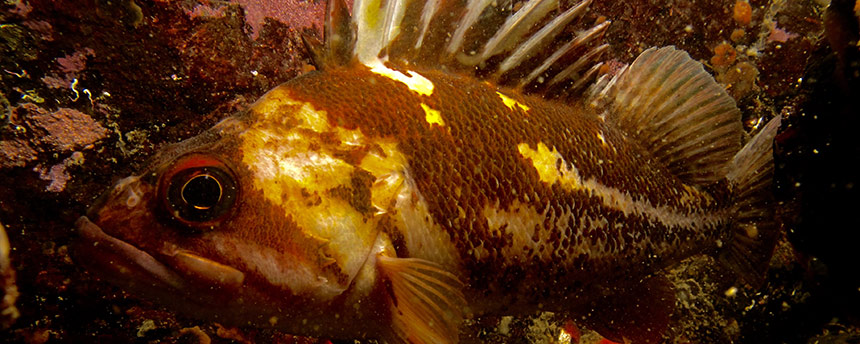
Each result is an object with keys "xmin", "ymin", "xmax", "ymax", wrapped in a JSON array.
[{"xmin": 74, "ymin": 0, "xmax": 782, "ymax": 342}]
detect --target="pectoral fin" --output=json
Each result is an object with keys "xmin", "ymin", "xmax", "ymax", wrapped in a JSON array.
[{"xmin": 377, "ymin": 255, "xmax": 465, "ymax": 344}]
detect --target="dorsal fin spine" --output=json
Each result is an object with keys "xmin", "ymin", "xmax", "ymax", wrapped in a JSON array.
[
  {"xmin": 353, "ymin": 0, "xmax": 406, "ymax": 63},
  {"xmin": 546, "ymin": 42, "xmax": 608, "ymax": 88},
  {"xmin": 545, "ymin": 21, "xmax": 610, "ymax": 87},
  {"xmin": 325, "ymin": 0, "xmax": 354, "ymax": 67},
  {"xmin": 414, "ymin": 0, "xmax": 440, "ymax": 49},
  {"xmin": 523, "ymin": 17, "xmax": 608, "ymax": 88},
  {"xmin": 567, "ymin": 61, "xmax": 603, "ymax": 94},
  {"xmin": 339, "ymin": 0, "xmax": 608, "ymax": 97},
  {"xmin": 379, "ymin": 0, "xmax": 407, "ymax": 59},
  {"xmin": 496, "ymin": 0, "xmax": 590, "ymax": 74},
  {"xmin": 470, "ymin": 0, "xmax": 560, "ymax": 66},
  {"xmin": 446, "ymin": 0, "xmax": 495, "ymax": 55}
]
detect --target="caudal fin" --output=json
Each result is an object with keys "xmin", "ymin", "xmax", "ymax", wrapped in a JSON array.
[{"xmin": 720, "ymin": 115, "xmax": 782, "ymax": 286}]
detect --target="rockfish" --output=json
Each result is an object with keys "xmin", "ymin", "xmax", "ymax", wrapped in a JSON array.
[{"xmin": 74, "ymin": 0, "xmax": 781, "ymax": 342}]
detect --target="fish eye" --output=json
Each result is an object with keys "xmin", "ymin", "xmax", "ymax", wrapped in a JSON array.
[
  {"xmin": 160, "ymin": 154, "xmax": 238, "ymax": 227},
  {"xmin": 181, "ymin": 174, "xmax": 222, "ymax": 210}
]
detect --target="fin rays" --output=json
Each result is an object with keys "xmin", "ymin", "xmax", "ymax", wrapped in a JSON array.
[
  {"xmin": 414, "ymin": 0, "xmax": 440, "ymax": 49},
  {"xmin": 495, "ymin": 0, "xmax": 589, "ymax": 75},
  {"xmin": 460, "ymin": 0, "xmax": 560, "ymax": 67},
  {"xmin": 592, "ymin": 46, "xmax": 744, "ymax": 186},
  {"xmin": 446, "ymin": 0, "xmax": 497, "ymax": 56},
  {"xmin": 378, "ymin": 255, "xmax": 465, "ymax": 344},
  {"xmin": 316, "ymin": 0, "xmax": 608, "ymax": 97},
  {"xmin": 721, "ymin": 115, "xmax": 781, "ymax": 286}
]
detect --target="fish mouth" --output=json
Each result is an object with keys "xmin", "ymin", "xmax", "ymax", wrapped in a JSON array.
[
  {"xmin": 74, "ymin": 216, "xmax": 245, "ymax": 303},
  {"xmin": 74, "ymin": 216, "xmax": 186, "ymax": 291}
]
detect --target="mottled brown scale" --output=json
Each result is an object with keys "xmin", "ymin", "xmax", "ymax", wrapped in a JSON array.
[{"xmin": 283, "ymin": 63, "xmax": 731, "ymax": 307}]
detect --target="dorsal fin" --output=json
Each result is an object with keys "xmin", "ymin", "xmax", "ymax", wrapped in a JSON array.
[
  {"xmin": 303, "ymin": 0, "xmax": 354, "ymax": 70},
  {"xmin": 590, "ymin": 46, "xmax": 744, "ymax": 185},
  {"xmin": 313, "ymin": 0, "xmax": 609, "ymax": 98}
]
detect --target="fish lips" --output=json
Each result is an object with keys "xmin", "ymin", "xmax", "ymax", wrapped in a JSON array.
[{"xmin": 73, "ymin": 216, "xmax": 245, "ymax": 305}]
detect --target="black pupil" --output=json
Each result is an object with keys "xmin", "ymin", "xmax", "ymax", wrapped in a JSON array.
[
  {"xmin": 181, "ymin": 174, "xmax": 221, "ymax": 210},
  {"xmin": 164, "ymin": 163, "xmax": 237, "ymax": 225}
]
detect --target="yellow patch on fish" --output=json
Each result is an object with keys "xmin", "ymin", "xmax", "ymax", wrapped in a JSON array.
[
  {"xmin": 368, "ymin": 61, "xmax": 434, "ymax": 96},
  {"xmin": 250, "ymin": 88, "xmax": 331, "ymax": 132},
  {"xmin": 242, "ymin": 130, "xmax": 352, "ymax": 197},
  {"xmin": 421, "ymin": 103, "xmax": 444, "ymax": 127},
  {"xmin": 392, "ymin": 179, "xmax": 461, "ymax": 270},
  {"xmin": 596, "ymin": 131, "xmax": 608, "ymax": 147},
  {"xmin": 517, "ymin": 142, "xmax": 583, "ymax": 190},
  {"xmin": 239, "ymin": 90, "xmax": 387, "ymax": 289},
  {"xmin": 496, "ymin": 91, "xmax": 531, "ymax": 112}
]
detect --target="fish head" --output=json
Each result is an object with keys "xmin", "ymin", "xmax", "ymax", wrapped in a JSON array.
[{"xmin": 74, "ymin": 84, "xmax": 393, "ymax": 335}]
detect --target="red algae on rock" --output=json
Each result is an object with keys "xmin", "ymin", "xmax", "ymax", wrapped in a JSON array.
[
  {"xmin": 0, "ymin": 140, "xmax": 39, "ymax": 169},
  {"xmin": 232, "ymin": 0, "xmax": 325, "ymax": 38},
  {"xmin": 0, "ymin": 103, "xmax": 107, "ymax": 170},
  {"xmin": 21, "ymin": 105, "xmax": 107, "ymax": 151}
]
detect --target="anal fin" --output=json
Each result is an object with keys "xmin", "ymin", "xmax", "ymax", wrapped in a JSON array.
[
  {"xmin": 580, "ymin": 275, "xmax": 676, "ymax": 344},
  {"xmin": 377, "ymin": 255, "xmax": 465, "ymax": 344},
  {"xmin": 721, "ymin": 115, "xmax": 782, "ymax": 286}
]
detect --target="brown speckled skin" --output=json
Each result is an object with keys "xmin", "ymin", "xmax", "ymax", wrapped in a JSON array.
[{"xmin": 283, "ymin": 64, "xmax": 732, "ymax": 314}]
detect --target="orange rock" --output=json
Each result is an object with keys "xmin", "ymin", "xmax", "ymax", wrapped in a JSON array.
[
  {"xmin": 733, "ymin": 0, "xmax": 752, "ymax": 26},
  {"xmin": 731, "ymin": 28, "xmax": 746, "ymax": 42},
  {"xmin": 718, "ymin": 61, "xmax": 759, "ymax": 99},
  {"xmin": 710, "ymin": 43, "xmax": 737, "ymax": 68}
]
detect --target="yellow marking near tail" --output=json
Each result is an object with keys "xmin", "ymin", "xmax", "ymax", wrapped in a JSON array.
[
  {"xmin": 421, "ymin": 103, "xmax": 445, "ymax": 127},
  {"xmin": 496, "ymin": 91, "xmax": 531, "ymax": 112},
  {"xmin": 517, "ymin": 142, "xmax": 726, "ymax": 233},
  {"xmin": 517, "ymin": 142, "xmax": 582, "ymax": 190}
]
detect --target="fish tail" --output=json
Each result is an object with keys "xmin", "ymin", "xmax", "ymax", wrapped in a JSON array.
[{"xmin": 720, "ymin": 115, "xmax": 782, "ymax": 286}]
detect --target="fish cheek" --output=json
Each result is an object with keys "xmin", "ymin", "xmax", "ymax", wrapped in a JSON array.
[{"xmin": 216, "ymin": 186, "xmax": 329, "ymax": 284}]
